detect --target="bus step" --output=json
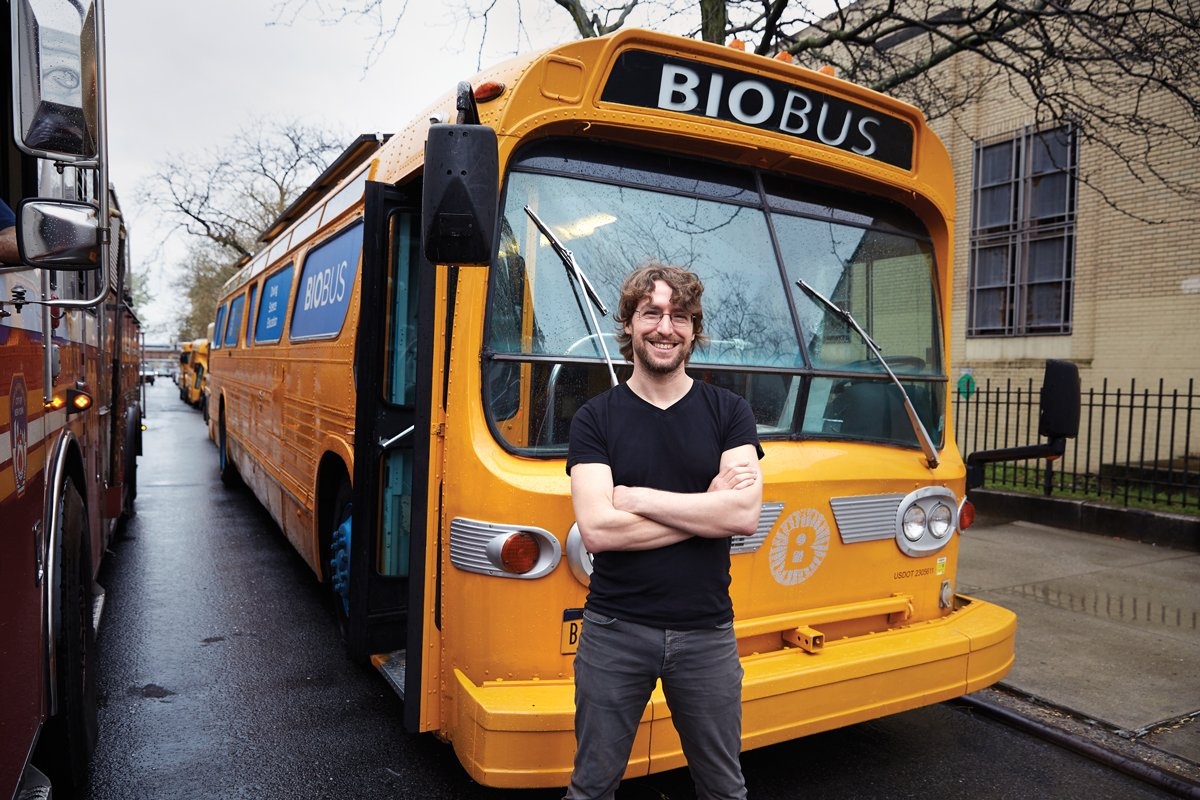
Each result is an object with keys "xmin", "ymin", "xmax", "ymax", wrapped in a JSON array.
[
  {"xmin": 372, "ymin": 650, "xmax": 407, "ymax": 700},
  {"xmin": 92, "ymin": 582, "xmax": 107, "ymax": 634}
]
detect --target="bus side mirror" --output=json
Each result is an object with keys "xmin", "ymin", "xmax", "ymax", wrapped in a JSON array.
[
  {"xmin": 11, "ymin": 0, "xmax": 100, "ymax": 161},
  {"xmin": 17, "ymin": 198, "xmax": 101, "ymax": 270},
  {"xmin": 422, "ymin": 124, "xmax": 498, "ymax": 267},
  {"xmin": 965, "ymin": 359, "xmax": 1080, "ymax": 491},
  {"xmin": 1038, "ymin": 359, "xmax": 1080, "ymax": 440}
]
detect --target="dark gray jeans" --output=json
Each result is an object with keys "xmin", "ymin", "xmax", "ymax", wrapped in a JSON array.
[{"xmin": 564, "ymin": 610, "xmax": 747, "ymax": 800}]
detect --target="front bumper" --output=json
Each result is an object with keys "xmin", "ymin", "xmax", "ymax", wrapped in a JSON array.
[{"xmin": 448, "ymin": 594, "xmax": 1015, "ymax": 788}]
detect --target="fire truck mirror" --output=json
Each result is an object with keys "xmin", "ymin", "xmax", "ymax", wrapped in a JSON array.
[
  {"xmin": 17, "ymin": 199, "xmax": 101, "ymax": 271},
  {"xmin": 11, "ymin": 0, "xmax": 100, "ymax": 161}
]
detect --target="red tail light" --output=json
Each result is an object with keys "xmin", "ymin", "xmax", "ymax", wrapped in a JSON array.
[{"xmin": 958, "ymin": 499, "xmax": 976, "ymax": 532}]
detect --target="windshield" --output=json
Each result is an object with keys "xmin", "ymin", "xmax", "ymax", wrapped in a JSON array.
[{"xmin": 484, "ymin": 140, "xmax": 944, "ymax": 453}]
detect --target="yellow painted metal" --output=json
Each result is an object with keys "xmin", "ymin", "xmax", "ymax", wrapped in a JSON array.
[
  {"xmin": 737, "ymin": 593, "xmax": 914, "ymax": 639},
  {"xmin": 446, "ymin": 597, "xmax": 1015, "ymax": 788}
]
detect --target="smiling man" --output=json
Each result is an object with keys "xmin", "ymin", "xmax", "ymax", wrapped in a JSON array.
[{"xmin": 565, "ymin": 262, "xmax": 764, "ymax": 800}]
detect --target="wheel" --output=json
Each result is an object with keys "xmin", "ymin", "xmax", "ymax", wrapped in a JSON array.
[
  {"xmin": 37, "ymin": 480, "xmax": 98, "ymax": 792},
  {"xmin": 326, "ymin": 479, "xmax": 353, "ymax": 636},
  {"xmin": 218, "ymin": 414, "xmax": 241, "ymax": 488},
  {"xmin": 121, "ymin": 411, "xmax": 139, "ymax": 519}
]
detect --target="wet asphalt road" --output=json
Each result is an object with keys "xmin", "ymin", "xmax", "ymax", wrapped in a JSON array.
[{"xmin": 82, "ymin": 381, "xmax": 1179, "ymax": 800}]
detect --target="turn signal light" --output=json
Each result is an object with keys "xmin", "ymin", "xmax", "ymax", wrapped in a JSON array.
[
  {"xmin": 45, "ymin": 388, "xmax": 93, "ymax": 414},
  {"xmin": 474, "ymin": 81, "xmax": 505, "ymax": 103},
  {"xmin": 500, "ymin": 532, "xmax": 541, "ymax": 574},
  {"xmin": 69, "ymin": 389, "xmax": 93, "ymax": 412}
]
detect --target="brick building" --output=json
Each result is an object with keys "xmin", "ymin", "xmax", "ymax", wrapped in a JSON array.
[
  {"xmin": 930, "ymin": 49, "xmax": 1199, "ymax": 394},
  {"xmin": 797, "ymin": 2, "xmax": 1198, "ymax": 492}
]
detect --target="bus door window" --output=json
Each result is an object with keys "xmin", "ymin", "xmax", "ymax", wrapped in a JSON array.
[{"xmin": 378, "ymin": 211, "xmax": 422, "ymax": 578}]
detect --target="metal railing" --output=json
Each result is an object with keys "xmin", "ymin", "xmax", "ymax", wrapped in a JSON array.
[{"xmin": 954, "ymin": 377, "xmax": 1198, "ymax": 514}]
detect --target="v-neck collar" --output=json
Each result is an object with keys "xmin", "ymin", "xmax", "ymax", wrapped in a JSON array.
[{"xmin": 622, "ymin": 377, "xmax": 696, "ymax": 411}]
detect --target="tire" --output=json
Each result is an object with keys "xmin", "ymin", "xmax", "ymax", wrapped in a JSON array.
[
  {"xmin": 218, "ymin": 414, "xmax": 241, "ymax": 488},
  {"xmin": 37, "ymin": 481, "xmax": 98, "ymax": 793},
  {"xmin": 121, "ymin": 411, "xmax": 139, "ymax": 519},
  {"xmin": 326, "ymin": 479, "xmax": 353, "ymax": 637}
]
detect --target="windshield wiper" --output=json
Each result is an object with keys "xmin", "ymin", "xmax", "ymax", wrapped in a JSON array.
[
  {"xmin": 795, "ymin": 278, "xmax": 940, "ymax": 469},
  {"xmin": 524, "ymin": 206, "xmax": 619, "ymax": 388}
]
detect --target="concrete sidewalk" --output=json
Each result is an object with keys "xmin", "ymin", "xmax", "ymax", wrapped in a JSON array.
[{"xmin": 957, "ymin": 514, "xmax": 1200, "ymax": 782}]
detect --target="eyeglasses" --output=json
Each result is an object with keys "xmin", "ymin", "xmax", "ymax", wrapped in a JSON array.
[{"xmin": 636, "ymin": 308, "xmax": 694, "ymax": 328}]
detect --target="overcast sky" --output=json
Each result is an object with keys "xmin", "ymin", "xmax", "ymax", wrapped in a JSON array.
[{"xmin": 104, "ymin": 0, "xmax": 585, "ymax": 339}]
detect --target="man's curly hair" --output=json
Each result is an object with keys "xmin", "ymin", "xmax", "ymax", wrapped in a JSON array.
[{"xmin": 615, "ymin": 262, "xmax": 708, "ymax": 363}]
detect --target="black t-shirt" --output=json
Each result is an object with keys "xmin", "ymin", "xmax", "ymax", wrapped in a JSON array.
[{"xmin": 566, "ymin": 380, "xmax": 763, "ymax": 629}]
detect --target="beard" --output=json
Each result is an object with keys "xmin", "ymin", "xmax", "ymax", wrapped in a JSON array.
[{"xmin": 633, "ymin": 336, "xmax": 689, "ymax": 374}]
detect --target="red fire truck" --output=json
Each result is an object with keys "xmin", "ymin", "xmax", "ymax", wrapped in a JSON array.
[{"xmin": 2, "ymin": 0, "xmax": 142, "ymax": 796}]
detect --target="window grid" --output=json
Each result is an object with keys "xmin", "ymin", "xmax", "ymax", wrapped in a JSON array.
[{"xmin": 968, "ymin": 125, "xmax": 1077, "ymax": 336}]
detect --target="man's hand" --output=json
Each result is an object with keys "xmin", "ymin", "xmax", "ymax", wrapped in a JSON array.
[{"xmin": 708, "ymin": 462, "xmax": 760, "ymax": 493}]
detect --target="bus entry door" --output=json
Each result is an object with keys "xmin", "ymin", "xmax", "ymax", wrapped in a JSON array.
[{"xmin": 351, "ymin": 181, "xmax": 436, "ymax": 732}]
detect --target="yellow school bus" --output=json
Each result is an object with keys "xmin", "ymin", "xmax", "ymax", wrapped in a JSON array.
[
  {"xmin": 179, "ymin": 338, "xmax": 209, "ymax": 409},
  {"xmin": 205, "ymin": 29, "xmax": 1078, "ymax": 788}
]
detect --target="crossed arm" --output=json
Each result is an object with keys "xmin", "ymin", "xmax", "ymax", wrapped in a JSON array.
[
  {"xmin": 569, "ymin": 443, "xmax": 763, "ymax": 554},
  {"xmin": 0, "ymin": 226, "xmax": 18, "ymax": 265}
]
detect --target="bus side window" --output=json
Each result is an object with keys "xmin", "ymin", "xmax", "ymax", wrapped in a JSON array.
[
  {"xmin": 255, "ymin": 265, "xmax": 294, "ymax": 345},
  {"xmin": 246, "ymin": 285, "xmax": 258, "ymax": 345},
  {"xmin": 224, "ymin": 294, "xmax": 245, "ymax": 348},
  {"xmin": 290, "ymin": 222, "xmax": 363, "ymax": 342},
  {"xmin": 212, "ymin": 303, "xmax": 228, "ymax": 349}
]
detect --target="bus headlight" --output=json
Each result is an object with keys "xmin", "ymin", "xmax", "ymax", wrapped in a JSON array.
[
  {"xmin": 902, "ymin": 505, "xmax": 926, "ymax": 541},
  {"xmin": 929, "ymin": 503, "xmax": 953, "ymax": 539},
  {"xmin": 894, "ymin": 488, "xmax": 959, "ymax": 557}
]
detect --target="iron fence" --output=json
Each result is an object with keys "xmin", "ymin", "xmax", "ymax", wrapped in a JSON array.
[{"xmin": 954, "ymin": 377, "xmax": 1198, "ymax": 514}]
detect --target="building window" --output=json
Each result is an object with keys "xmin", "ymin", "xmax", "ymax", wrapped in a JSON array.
[{"xmin": 968, "ymin": 125, "xmax": 1077, "ymax": 336}]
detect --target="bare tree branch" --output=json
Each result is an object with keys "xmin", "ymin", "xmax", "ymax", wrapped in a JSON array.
[
  {"xmin": 270, "ymin": 0, "xmax": 1200, "ymax": 220},
  {"xmin": 140, "ymin": 120, "xmax": 344, "ymax": 340}
]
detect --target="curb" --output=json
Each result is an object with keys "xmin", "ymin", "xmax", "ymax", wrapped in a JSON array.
[{"xmin": 970, "ymin": 490, "xmax": 1199, "ymax": 552}]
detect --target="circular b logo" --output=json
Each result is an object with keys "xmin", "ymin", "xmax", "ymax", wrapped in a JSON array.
[
  {"xmin": 768, "ymin": 508, "xmax": 830, "ymax": 586},
  {"xmin": 10, "ymin": 374, "xmax": 29, "ymax": 498}
]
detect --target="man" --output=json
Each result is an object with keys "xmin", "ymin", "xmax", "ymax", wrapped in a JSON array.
[
  {"xmin": 0, "ymin": 198, "xmax": 19, "ymax": 265},
  {"xmin": 565, "ymin": 262, "xmax": 763, "ymax": 800}
]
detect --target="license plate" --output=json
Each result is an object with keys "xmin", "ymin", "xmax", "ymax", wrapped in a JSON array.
[{"xmin": 560, "ymin": 608, "xmax": 584, "ymax": 654}]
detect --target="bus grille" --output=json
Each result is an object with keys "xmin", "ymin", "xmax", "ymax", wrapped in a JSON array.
[
  {"xmin": 730, "ymin": 502, "xmax": 786, "ymax": 554},
  {"xmin": 829, "ymin": 494, "xmax": 906, "ymax": 543}
]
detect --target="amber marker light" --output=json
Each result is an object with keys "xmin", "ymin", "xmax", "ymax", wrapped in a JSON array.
[
  {"xmin": 500, "ymin": 532, "xmax": 541, "ymax": 574},
  {"xmin": 474, "ymin": 81, "xmax": 505, "ymax": 103},
  {"xmin": 68, "ymin": 388, "xmax": 93, "ymax": 414}
]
